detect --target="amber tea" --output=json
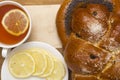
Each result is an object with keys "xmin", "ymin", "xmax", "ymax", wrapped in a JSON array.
[{"xmin": 0, "ymin": 4, "xmax": 28, "ymax": 45}]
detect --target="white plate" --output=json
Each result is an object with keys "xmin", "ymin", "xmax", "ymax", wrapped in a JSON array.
[{"xmin": 1, "ymin": 42, "xmax": 69, "ymax": 80}]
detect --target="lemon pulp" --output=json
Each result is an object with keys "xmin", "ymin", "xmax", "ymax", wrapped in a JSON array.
[{"xmin": 8, "ymin": 52, "xmax": 35, "ymax": 78}]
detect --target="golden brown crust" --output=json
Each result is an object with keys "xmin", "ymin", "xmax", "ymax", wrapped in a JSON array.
[
  {"xmin": 71, "ymin": 7, "xmax": 108, "ymax": 43},
  {"xmin": 72, "ymin": 73, "xmax": 98, "ymax": 80},
  {"xmin": 87, "ymin": 4, "xmax": 110, "ymax": 21},
  {"xmin": 99, "ymin": 14, "xmax": 120, "ymax": 51},
  {"xmin": 56, "ymin": 0, "xmax": 120, "ymax": 80},
  {"xmin": 56, "ymin": 0, "xmax": 72, "ymax": 47},
  {"xmin": 64, "ymin": 34, "xmax": 111, "ymax": 74},
  {"xmin": 100, "ymin": 53, "xmax": 120, "ymax": 80}
]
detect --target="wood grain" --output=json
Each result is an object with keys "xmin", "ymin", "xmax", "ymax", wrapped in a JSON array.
[{"xmin": 1, "ymin": 0, "xmax": 63, "ymax": 5}]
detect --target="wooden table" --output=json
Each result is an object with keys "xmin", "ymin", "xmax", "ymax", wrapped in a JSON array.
[
  {"xmin": 1, "ymin": 0, "xmax": 63, "ymax": 5},
  {"xmin": 0, "ymin": 0, "xmax": 64, "ymax": 80}
]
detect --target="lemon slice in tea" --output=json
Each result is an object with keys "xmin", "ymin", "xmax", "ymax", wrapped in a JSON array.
[
  {"xmin": 2, "ymin": 9, "xmax": 29, "ymax": 36},
  {"xmin": 38, "ymin": 49, "xmax": 54, "ymax": 78},
  {"xmin": 46, "ymin": 58, "xmax": 66, "ymax": 80},
  {"xmin": 8, "ymin": 52, "xmax": 35, "ymax": 78},
  {"xmin": 26, "ymin": 48, "xmax": 47, "ymax": 76}
]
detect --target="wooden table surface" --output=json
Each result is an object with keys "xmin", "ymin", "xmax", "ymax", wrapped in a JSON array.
[
  {"xmin": 0, "ymin": 0, "xmax": 63, "ymax": 5},
  {"xmin": 0, "ymin": 0, "xmax": 64, "ymax": 80}
]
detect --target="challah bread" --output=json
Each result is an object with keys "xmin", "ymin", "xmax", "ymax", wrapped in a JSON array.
[
  {"xmin": 64, "ymin": 34, "xmax": 111, "ymax": 75},
  {"xmin": 99, "ymin": 14, "xmax": 120, "ymax": 51},
  {"xmin": 71, "ymin": 4, "xmax": 109, "ymax": 43},
  {"xmin": 72, "ymin": 73, "xmax": 98, "ymax": 80},
  {"xmin": 56, "ymin": 0, "xmax": 120, "ymax": 80}
]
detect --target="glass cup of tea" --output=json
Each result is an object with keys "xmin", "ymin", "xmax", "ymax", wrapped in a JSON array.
[{"xmin": 0, "ymin": 1, "xmax": 32, "ymax": 57}]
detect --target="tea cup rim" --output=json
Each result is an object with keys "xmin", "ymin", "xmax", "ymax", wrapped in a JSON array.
[{"xmin": 0, "ymin": 1, "xmax": 32, "ymax": 48}]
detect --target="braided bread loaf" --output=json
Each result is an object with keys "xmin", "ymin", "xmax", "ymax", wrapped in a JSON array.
[{"xmin": 56, "ymin": 0, "xmax": 120, "ymax": 80}]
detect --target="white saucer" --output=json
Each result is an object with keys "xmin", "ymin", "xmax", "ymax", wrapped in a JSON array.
[{"xmin": 1, "ymin": 42, "xmax": 69, "ymax": 80}]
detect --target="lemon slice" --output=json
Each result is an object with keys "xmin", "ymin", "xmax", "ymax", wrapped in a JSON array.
[
  {"xmin": 8, "ymin": 52, "xmax": 35, "ymax": 78},
  {"xmin": 26, "ymin": 48, "xmax": 47, "ymax": 76},
  {"xmin": 2, "ymin": 9, "xmax": 29, "ymax": 36},
  {"xmin": 46, "ymin": 58, "xmax": 66, "ymax": 80},
  {"xmin": 38, "ymin": 49, "xmax": 54, "ymax": 78}
]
